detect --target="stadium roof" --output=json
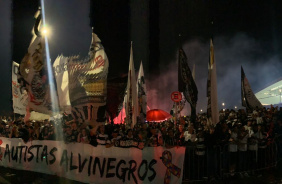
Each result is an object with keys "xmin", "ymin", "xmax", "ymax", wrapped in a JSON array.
[{"xmin": 255, "ymin": 80, "xmax": 282, "ymax": 106}]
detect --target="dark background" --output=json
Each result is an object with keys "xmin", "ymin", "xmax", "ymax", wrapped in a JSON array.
[{"xmin": 1, "ymin": 0, "xmax": 282, "ymax": 115}]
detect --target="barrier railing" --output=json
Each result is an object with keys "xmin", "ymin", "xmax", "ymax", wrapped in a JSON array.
[{"xmin": 182, "ymin": 134, "xmax": 282, "ymax": 182}]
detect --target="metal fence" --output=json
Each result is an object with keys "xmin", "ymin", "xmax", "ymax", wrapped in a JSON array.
[{"xmin": 182, "ymin": 134, "xmax": 282, "ymax": 182}]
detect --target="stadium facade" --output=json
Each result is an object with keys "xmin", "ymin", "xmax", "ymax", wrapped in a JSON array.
[{"xmin": 255, "ymin": 79, "xmax": 282, "ymax": 106}]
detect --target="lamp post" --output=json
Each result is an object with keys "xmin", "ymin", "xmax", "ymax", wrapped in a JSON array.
[{"xmin": 222, "ymin": 102, "xmax": 225, "ymax": 111}]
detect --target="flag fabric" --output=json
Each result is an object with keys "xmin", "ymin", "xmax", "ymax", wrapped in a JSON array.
[
  {"xmin": 53, "ymin": 55, "xmax": 71, "ymax": 114},
  {"xmin": 178, "ymin": 48, "xmax": 198, "ymax": 122},
  {"xmin": 137, "ymin": 61, "xmax": 147, "ymax": 122},
  {"xmin": 207, "ymin": 39, "xmax": 219, "ymax": 125},
  {"xmin": 192, "ymin": 64, "xmax": 195, "ymax": 80},
  {"xmin": 12, "ymin": 61, "xmax": 28, "ymax": 115},
  {"xmin": 67, "ymin": 29, "xmax": 109, "ymax": 123},
  {"xmin": 18, "ymin": 10, "xmax": 55, "ymax": 115},
  {"xmin": 125, "ymin": 43, "xmax": 138, "ymax": 127},
  {"xmin": 241, "ymin": 66, "xmax": 263, "ymax": 109}
]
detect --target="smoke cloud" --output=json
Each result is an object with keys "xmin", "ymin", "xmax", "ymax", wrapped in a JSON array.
[{"xmin": 147, "ymin": 33, "xmax": 282, "ymax": 115}]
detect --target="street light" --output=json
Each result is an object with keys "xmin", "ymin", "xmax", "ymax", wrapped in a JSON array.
[{"xmin": 222, "ymin": 102, "xmax": 225, "ymax": 111}]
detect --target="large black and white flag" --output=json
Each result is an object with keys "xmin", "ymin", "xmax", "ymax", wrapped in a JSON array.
[{"xmin": 178, "ymin": 48, "xmax": 198, "ymax": 121}]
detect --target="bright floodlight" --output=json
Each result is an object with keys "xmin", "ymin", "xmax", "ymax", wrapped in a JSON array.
[
  {"xmin": 42, "ymin": 28, "xmax": 47, "ymax": 34},
  {"xmin": 41, "ymin": 25, "xmax": 51, "ymax": 37},
  {"xmin": 222, "ymin": 102, "xmax": 225, "ymax": 106}
]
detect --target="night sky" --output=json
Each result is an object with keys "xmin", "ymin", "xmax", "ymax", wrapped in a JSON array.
[{"xmin": 1, "ymin": 0, "xmax": 282, "ymax": 116}]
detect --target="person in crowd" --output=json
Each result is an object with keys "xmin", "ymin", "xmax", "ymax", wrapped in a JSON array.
[
  {"xmin": 39, "ymin": 126, "xmax": 50, "ymax": 140},
  {"xmin": 244, "ymin": 120, "xmax": 254, "ymax": 138},
  {"xmin": 254, "ymin": 124, "xmax": 268, "ymax": 169},
  {"xmin": 4, "ymin": 125, "xmax": 10, "ymax": 138},
  {"xmin": 164, "ymin": 128, "xmax": 178, "ymax": 148},
  {"xmin": 0, "ymin": 122, "xmax": 5, "ymax": 136},
  {"xmin": 228, "ymin": 124, "xmax": 239, "ymax": 176},
  {"xmin": 9, "ymin": 125, "xmax": 19, "ymax": 138},
  {"xmin": 77, "ymin": 128, "xmax": 90, "ymax": 144},
  {"xmin": 148, "ymin": 126, "xmax": 163, "ymax": 147},
  {"xmin": 238, "ymin": 125, "xmax": 249, "ymax": 177},
  {"xmin": 119, "ymin": 129, "xmax": 135, "ymax": 148},
  {"xmin": 1, "ymin": 116, "xmax": 7, "ymax": 123},
  {"xmin": 63, "ymin": 125, "xmax": 73, "ymax": 143},
  {"xmin": 96, "ymin": 125, "xmax": 110, "ymax": 146},
  {"xmin": 274, "ymin": 119, "xmax": 282, "ymax": 157},
  {"xmin": 47, "ymin": 125, "xmax": 56, "ymax": 140},
  {"xmin": 195, "ymin": 127, "xmax": 205, "ymax": 155},
  {"xmin": 216, "ymin": 122, "xmax": 230, "ymax": 147},
  {"xmin": 134, "ymin": 129, "xmax": 147, "ymax": 149},
  {"xmin": 108, "ymin": 129, "xmax": 121, "ymax": 147},
  {"xmin": 17, "ymin": 121, "xmax": 29, "ymax": 142},
  {"xmin": 70, "ymin": 121, "xmax": 79, "ymax": 142},
  {"xmin": 28, "ymin": 126, "xmax": 38, "ymax": 141},
  {"xmin": 184, "ymin": 125, "xmax": 197, "ymax": 145},
  {"xmin": 176, "ymin": 124, "xmax": 185, "ymax": 146},
  {"xmin": 33, "ymin": 122, "xmax": 41, "ymax": 140},
  {"xmin": 205, "ymin": 126, "xmax": 218, "ymax": 180}
]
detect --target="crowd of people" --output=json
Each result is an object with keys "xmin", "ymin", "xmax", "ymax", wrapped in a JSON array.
[
  {"xmin": 1, "ymin": 106, "xmax": 282, "ymax": 179},
  {"xmin": 0, "ymin": 106, "xmax": 281, "ymax": 151}
]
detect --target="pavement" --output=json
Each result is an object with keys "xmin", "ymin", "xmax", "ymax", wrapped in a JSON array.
[
  {"xmin": 183, "ymin": 158, "xmax": 282, "ymax": 184},
  {"xmin": 0, "ymin": 159, "xmax": 281, "ymax": 184},
  {"xmin": 0, "ymin": 167, "xmax": 83, "ymax": 184}
]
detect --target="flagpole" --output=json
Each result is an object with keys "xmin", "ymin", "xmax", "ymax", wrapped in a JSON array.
[{"xmin": 178, "ymin": 33, "xmax": 181, "ymax": 122}]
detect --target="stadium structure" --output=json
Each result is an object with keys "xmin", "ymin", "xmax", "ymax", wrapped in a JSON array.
[{"xmin": 255, "ymin": 79, "xmax": 282, "ymax": 106}]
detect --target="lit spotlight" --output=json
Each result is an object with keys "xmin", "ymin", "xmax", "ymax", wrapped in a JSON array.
[
  {"xmin": 41, "ymin": 26, "xmax": 50, "ymax": 37},
  {"xmin": 42, "ymin": 28, "xmax": 47, "ymax": 35}
]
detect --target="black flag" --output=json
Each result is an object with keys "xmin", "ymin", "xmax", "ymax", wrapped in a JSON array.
[
  {"xmin": 241, "ymin": 66, "xmax": 263, "ymax": 110},
  {"xmin": 178, "ymin": 48, "xmax": 198, "ymax": 122}
]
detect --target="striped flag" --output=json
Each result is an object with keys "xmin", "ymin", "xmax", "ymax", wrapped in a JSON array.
[{"xmin": 67, "ymin": 29, "xmax": 109, "ymax": 123}]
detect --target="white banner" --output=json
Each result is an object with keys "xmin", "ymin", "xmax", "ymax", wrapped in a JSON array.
[
  {"xmin": 0, "ymin": 137, "xmax": 185, "ymax": 184},
  {"xmin": 12, "ymin": 61, "xmax": 28, "ymax": 115}
]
